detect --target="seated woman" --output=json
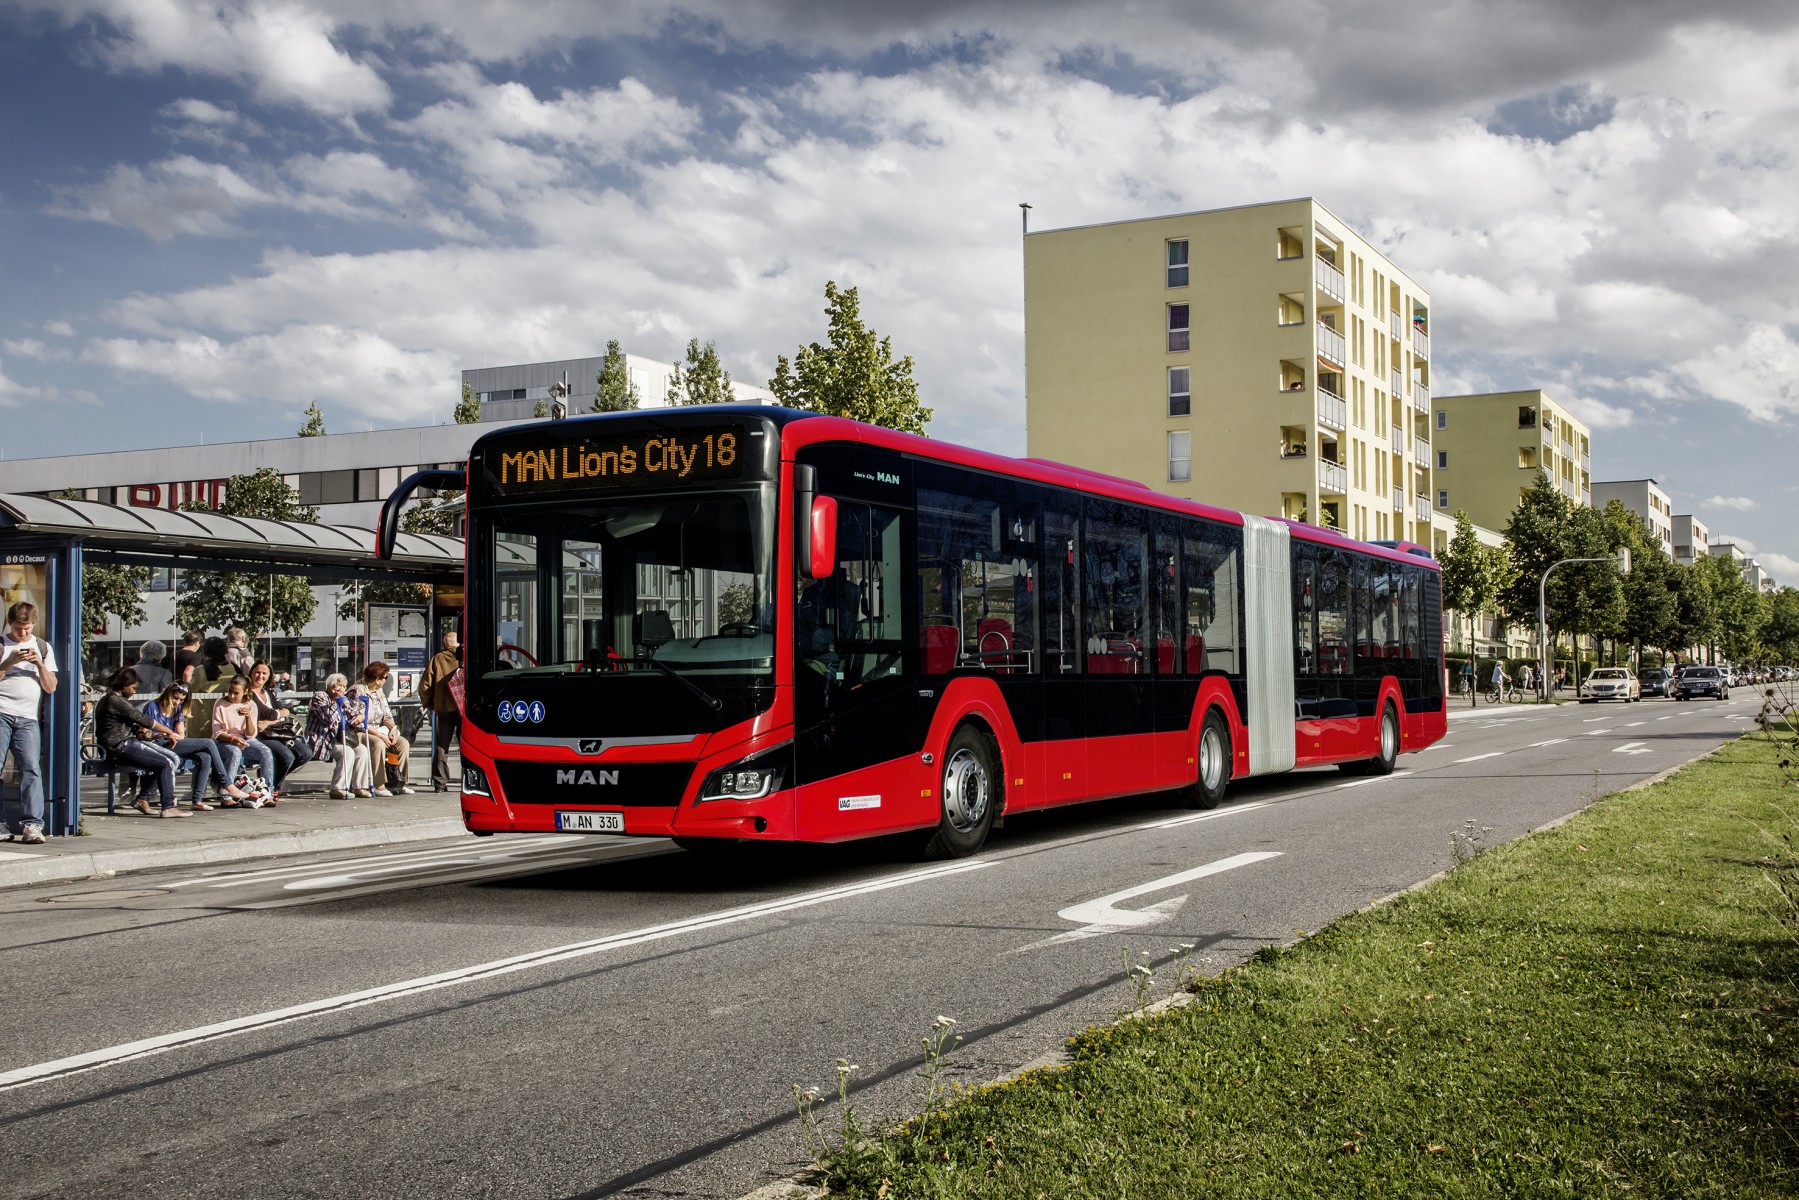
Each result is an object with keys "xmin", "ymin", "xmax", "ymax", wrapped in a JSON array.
[
  {"xmin": 350, "ymin": 661, "xmax": 414, "ymax": 796},
  {"xmin": 212, "ymin": 676, "xmax": 279, "ymax": 806},
  {"xmin": 305, "ymin": 672, "xmax": 373, "ymax": 799},
  {"xmin": 95, "ymin": 669, "xmax": 189, "ymax": 818},
  {"xmin": 247, "ymin": 660, "xmax": 312, "ymax": 791},
  {"xmin": 146, "ymin": 682, "xmax": 255, "ymax": 810}
]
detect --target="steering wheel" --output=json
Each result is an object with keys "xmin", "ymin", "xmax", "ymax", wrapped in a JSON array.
[
  {"xmin": 717, "ymin": 623, "xmax": 760, "ymax": 638},
  {"xmin": 497, "ymin": 642, "xmax": 539, "ymax": 666}
]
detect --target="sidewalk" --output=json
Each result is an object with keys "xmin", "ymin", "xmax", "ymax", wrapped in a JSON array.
[{"xmin": 0, "ymin": 746, "xmax": 467, "ymax": 890}]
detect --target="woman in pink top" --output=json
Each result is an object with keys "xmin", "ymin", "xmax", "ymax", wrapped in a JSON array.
[{"xmin": 213, "ymin": 676, "xmax": 278, "ymax": 803}]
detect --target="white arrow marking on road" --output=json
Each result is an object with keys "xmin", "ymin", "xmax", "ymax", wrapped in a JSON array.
[
  {"xmin": 1454, "ymin": 752, "xmax": 1505, "ymax": 764},
  {"xmin": 1010, "ymin": 851, "xmax": 1282, "ymax": 953},
  {"xmin": 1612, "ymin": 742, "xmax": 1652, "ymax": 755},
  {"xmin": 1527, "ymin": 738, "xmax": 1568, "ymax": 748}
]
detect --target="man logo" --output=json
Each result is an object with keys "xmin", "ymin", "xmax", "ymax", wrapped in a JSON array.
[
  {"xmin": 577, "ymin": 739, "xmax": 605, "ymax": 755},
  {"xmin": 557, "ymin": 769, "xmax": 620, "ymax": 786}
]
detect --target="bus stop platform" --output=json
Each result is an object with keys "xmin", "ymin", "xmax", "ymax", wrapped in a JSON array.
[{"xmin": 0, "ymin": 747, "xmax": 466, "ymax": 890}]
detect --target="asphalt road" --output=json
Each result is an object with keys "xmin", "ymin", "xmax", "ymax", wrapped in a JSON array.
[{"xmin": 0, "ymin": 690, "xmax": 1779, "ymax": 1199}]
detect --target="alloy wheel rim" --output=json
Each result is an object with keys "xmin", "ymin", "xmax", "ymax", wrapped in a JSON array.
[
  {"xmin": 942, "ymin": 747, "xmax": 989, "ymax": 833},
  {"xmin": 1200, "ymin": 724, "xmax": 1225, "ymax": 791},
  {"xmin": 1382, "ymin": 712, "xmax": 1397, "ymax": 761}
]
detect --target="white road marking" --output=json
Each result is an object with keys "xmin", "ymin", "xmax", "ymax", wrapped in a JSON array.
[
  {"xmin": 1144, "ymin": 801, "xmax": 1272, "ymax": 830},
  {"xmin": 1010, "ymin": 851, "xmax": 1283, "ymax": 953},
  {"xmin": 1656, "ymin": 716, "xmax": 1673, "ymax": 721},
  {"xmin": 1624, "ymin": 722, "xmax": 1646, "ymax": 727},
  {"xmin": 1336, "ymin": 769, "xmax": 1414, "ymax": 789},
  {"xmin": 1415, "ymin": 744, "xmax": 1452, "ymax": 751},
  {"xmin": 1527, "ymin": 738, "xmax": 1568, "ymax": 748},
  {"xmin": 0, "ymin": 858, "xmax": 992, "ymax": 1093},
  {"xmin": 1584, "ymin": 729, "xmax": 1612, "ymax": 736},
  {"xmin": 1613, "ymin": 742, "xmax": 1652, "ymax": 755},
  {"xmin": 1583, "ymin": 717, "xmax": 1608, "ymax": 723},
  {"xmin": 165, "ymin": 836, "xmax": 572, "ymax": 889},
  {"xmin": 1454, "ymin": 752, "xmax": 1504, "ymax": 764}
]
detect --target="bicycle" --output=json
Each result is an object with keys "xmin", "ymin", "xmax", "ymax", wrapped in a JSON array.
[{"xmin": 1483, "ymin": 679, "xmax": 1523, "ymax": 705}]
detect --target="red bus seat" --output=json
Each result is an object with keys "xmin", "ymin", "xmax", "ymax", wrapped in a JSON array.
[{"xmin": 921, "ymin": 624, "xmax": 958, "ymax": 674}]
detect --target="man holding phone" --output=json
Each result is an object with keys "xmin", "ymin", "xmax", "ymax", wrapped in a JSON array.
[{"xmin": 1, "ymin": 601, "xmax": 58, "ymax": 844}]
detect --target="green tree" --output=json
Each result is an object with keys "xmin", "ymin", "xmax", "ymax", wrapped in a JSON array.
[
  {"xmin": 592, "ymin": 339, "xmax": 641, "ymax": 412},
  {"xmin": 1498, "ymin": 470, "xmax": 1570, "ymax": 634},
  {"xmin": 82, "ymin": 564, "xmax": 151, "ymax": 641},
  {"xmin": 298, "ymin": 401, "xmax": 326, "ymax": 437},
  {"xmin": 667, "ymin": 338, "xmax": 734, "ymax": 406},
  {"xmin": 534, "ymin": 399, "xmax": 549, "ymax": 418},
  {"xmin": 1669, "ymin": 561, "xmax": 1718, "ymax": 664},
  {"xmin": 1760, "ymin": 588, "xmax": 1799, "ymax": 663},
  {"xmin": 1604, "ymin": 502, "xmax": 1678, "ymax": 664},
  {"xmin": 175, "ymin": 469, "xmax": 319, "ymax": 639},
  {"xmin": 1697, "ymin": 552, "xmax": 1766, "ymax": 663},
  {"xmin": 454, "ymin": 380, "xmax": 482, "ymax": 424},
  {"xmin": 1438, "ymin": 510, "xmax": 1513, "ymax": 703},
  {"xmin": 768, "ymin": 281, "xmax": 931, "ymax": 433},
  {"xmin": 1554, "ymin": 504, "xmax": 1626, "ymax": 680}
]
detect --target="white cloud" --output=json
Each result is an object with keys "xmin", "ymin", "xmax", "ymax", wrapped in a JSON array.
[
  {"xmin": 0, "ymin": 356, "xmax": 95, "ymax": 409},
  {"xmin": 1673, "ymin": 324, "xmax": 1799, "ymax": 422},
  {"xmin": 1758, "ymin": 550, "xmax": 1799, "ymax": 581},
  {"xmin": 72, "ymin": 0, "xmax": 391, "ymax": 117},
  {"xmin": 1, "ymin": 338, "xmax": 69, "ymax": 362},
  {"xmin": 42, "ymin": 321, "xmax": 74, "ymax": 338},
  {"xmin": 1705, "ymin": 495, "xmax": 1758, "ymax": 511}
]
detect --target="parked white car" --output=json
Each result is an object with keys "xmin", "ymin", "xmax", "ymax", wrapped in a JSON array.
[{"xmin": 1581, "ymin": 667, "xmax": 1641, "ymax": 703}]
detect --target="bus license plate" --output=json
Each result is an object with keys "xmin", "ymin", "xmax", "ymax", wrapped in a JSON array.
[{"xmin": 556, "ymin": 811, "xmax": 626, "ymax": 834}]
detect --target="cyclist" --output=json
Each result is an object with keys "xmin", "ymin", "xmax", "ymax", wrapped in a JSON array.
[{"xmin": 1490, "ymin": 660, "xmax": 1509, "ymax": 695}]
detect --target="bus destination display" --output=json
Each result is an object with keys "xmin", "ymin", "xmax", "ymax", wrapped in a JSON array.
[{"xmin": 492, "ymin": 426, "xmax": 744, "ymax": 493}]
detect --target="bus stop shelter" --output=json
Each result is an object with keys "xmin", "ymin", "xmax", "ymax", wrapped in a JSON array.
[{"xmin": 0, "ymin": 493, "xmax": 462, "ymax": 838}]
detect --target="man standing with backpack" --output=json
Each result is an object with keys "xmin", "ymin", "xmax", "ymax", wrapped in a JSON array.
[
  {"xmin": 1, "ymin": 601, "xmax": 58, "ymax": 844},
  {"xmin": 417, "ymin": 630, "xmax": 461, "ymax": 793}
]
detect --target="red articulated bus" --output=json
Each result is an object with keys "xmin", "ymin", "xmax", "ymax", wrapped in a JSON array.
[{"xmin": 381, "ymin": 405, "xmax": 1447, "ymax": 856}]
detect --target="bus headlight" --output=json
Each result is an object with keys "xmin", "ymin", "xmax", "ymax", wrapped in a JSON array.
[
  {"xmin": 462, "ymin": 764, "xmax": 492, "ymax": 797},
  {"xmin": 698, "ymin": 743, "xmax": 791, "ymax": 803}
]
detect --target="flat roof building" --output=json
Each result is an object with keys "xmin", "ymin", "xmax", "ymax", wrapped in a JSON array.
[
  {"xmin": 465, "ymin": 353, "xmax": 774, "ymax": 422},
  {"xmin": 1025, "ymin": 198, "xmax": 1434, "ymax": 543},
  {"xmin": 1591, "ymin": 478, "xmax": 1674, "ymax": 558},
  {"xmin": 1430, "ymin": 389, "xmax": 1591, "ymax": 535},
  {"xmin": 1672, "ymin": 514, "xmax": 1710, "ymax": 566}
]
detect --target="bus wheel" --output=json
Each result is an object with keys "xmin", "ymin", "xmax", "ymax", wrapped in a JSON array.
[
  {"xmin": 1185, "ymin": 710, "xmax": 1230, "ymax": 810},
  {"xmin": 1368, "ymin": 704, "xmax": 1400, "ymax": 776},
  {"xmin": 925, "ymin": 726, "xmax": 998, "ymax": 858}
]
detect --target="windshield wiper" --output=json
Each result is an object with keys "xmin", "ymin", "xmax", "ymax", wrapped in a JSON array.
[{"xmin": 624, "ymin": 655, "xmax": 724, "ymax": 712}]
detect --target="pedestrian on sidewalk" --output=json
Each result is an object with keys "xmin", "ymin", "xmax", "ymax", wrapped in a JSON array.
[
  {"xmin": 351, "ymin": 661, "xmax": 415, "ymax": 795},
  {"xmin": 146, "ymin": 682, "xmax": 256, "ymax": 809},
  {"xmin": 418, "ymin": 631, "xmax": 460, "ymax": 793},
  {"xmin": 213, "ymin": 676, "xmax": 278, "ymax": 805},
  {"xmin": 247, "ymin": 661, "xmax": 310, "ymax": 792},
  {"xmin": 1, "ymin": 601, "xmax": 59, "ymax": 843},
  {"xmin": 96, "ymin": 669, "xmax": 187, "ymax": 818},
  {"xmin": 305, "ymin": 673, "xmax": 373, "ymax": 798}
]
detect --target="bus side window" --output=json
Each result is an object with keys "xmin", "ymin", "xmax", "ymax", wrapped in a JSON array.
[
  {"xmin": 1042, "ymin": 506, "xmax": 1080, "ymax": 675},
  {"xmin": 800, "ymin": 500, "xmax": 905, "ymax": 687}
]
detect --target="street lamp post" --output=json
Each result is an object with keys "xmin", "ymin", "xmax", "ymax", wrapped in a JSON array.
[{"xmin": 1539, "ymin": 547, "xmax": 1630, "ymax": 702}]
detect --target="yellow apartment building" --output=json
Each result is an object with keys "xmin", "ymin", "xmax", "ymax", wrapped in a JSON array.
[
  {"xmin": 1430, "ymin": 389, "xmax": 1591, "ymax": 534},
  {"xmin": 1024, "ymin": 198, "xmax": 1435, "ymax": 543}
]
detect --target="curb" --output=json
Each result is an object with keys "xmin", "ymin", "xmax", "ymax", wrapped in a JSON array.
[{"xmin": 0, "ymin": 817, "xmax": 471, "ymax": 890}]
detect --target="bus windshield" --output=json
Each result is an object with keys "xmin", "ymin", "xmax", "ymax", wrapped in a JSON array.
[{"xmin": 473, "ymin": 487, "xmax": 776, "ymax": 688}]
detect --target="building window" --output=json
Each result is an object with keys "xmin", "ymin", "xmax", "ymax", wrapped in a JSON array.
[
  {"xmin": 1435, "ymin": 410, "xmax": 1446, "ymax": 430},
  {"xmin": 1169, "ymin": 431, "xmax": 1192, "ymax": 482},
  {"xmin": 1437, "ymin": 450, "xmax": 1448, "ymax": 470},
  {"xmin": 1166, "ymin": 240, "xmax": 1189, "ymax": 288},
  {"xmin": 1437, "ymin": 489, "xmax": 1449, "ymax": 509},
  {"xmin": 1518, "ymin": 406, "xmax": 1537, "ymax": 428},
  {"xmin": 1167, "ymin": 367, "xmax": 1191, "ymax": 417},
  {"xmin": 1167, "ymin": 304, "xmax": 1190, "ymax": 352}
]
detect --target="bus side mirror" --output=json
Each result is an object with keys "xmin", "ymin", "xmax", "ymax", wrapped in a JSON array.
[{"xmin": 808, "ymin": 496, "xmax": 837, "ymax": 580}]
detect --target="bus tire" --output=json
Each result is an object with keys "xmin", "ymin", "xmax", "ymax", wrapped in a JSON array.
[
  {"xmin": 924, "ymin": 725, "xmax": 999, "ymax": 858},
  {"xmin": 1367, "ymin": 704, "xmax": 1400, "ymax": 776},
  {"xmin": 1184, "ymin": 709, "xmax": 1230, "ymax": 810}
]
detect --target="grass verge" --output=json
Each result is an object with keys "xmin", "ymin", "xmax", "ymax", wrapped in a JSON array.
[{"xmin": 822, "ymin": 735, "xmax": 1799, "ymax": 1198}]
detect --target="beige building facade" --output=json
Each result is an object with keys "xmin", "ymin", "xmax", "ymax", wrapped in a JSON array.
[
  {"xmin": 1671, "ymin": 514, "xmax": 1710, "ymax": 565},
  {"xmin": 1590, "ymin": 478, "xmax": 1673, "ymax": 557},
  {"xmin": 1025, "ymin": 198, "xmax": 1434, "ymax": 543},
  {"xmin": 1430, "ymin": 390, "xmax": 1591, "ymax": 534}
]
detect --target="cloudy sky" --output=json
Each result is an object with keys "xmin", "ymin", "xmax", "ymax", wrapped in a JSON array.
[{"xmin": 1, "ymin": 1, "xmax": 1795, "ymax": 577}]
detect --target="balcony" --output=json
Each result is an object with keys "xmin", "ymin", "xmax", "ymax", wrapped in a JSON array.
[
  {"xmin": 1412, "ymin": 326, "xmax": 1430, "ymax": 359},
  {"xmin": 1391, "ymin": 369, "xmax": 1405, "ymax": 397},
  {"xmin": 1560, "ymin": 478, "xmax": 1578, "ymax": 499},
  {"xmin": 1414, "ymin": 436, "xmax": 1430, "ymax": 463},
  {"xmin": 1319, "ymin": 460, "xmax": 1348, "ymax": 494},
  {"xmin": 1390, "ymin": 424, "xmax": 1404, "ymax": 453},
  {"xmin": 1581, "ymin": 488, "xmax": 1591, "ymax": 507},
  {"xmin": 1316, "ymin": 389, "xmax": 1346, "ymax": 432},
  {"xmin": 1389, "ymin": 311, "xmax": 1404, "ymax": 340},
  {"xmin": 1314, "ymin": 256, "xmax": 1345, "ymax": 303},
  {"xmin": 1316, "ymin": 321, "xmax": 1346, "ymax": 367},
  {"xmin": 1393, "ymin": 486, "xmax": 1405, "ymax": 511},
  {"xmin": 1580, "ymin": 450, "xmax": 1590, "ymax": 471},
  {"xmin": 1413, "ymin": 386, "xmax": 1430, "ymax": 415},
  {"xmin": 1559, "ymin": 439, "xmax": 1574, "ymax": 460},
  {"xmin": 1416, "ymin": 494, "xmax": 1432, "ymax": 522},
  {"xmin": 1415, "ymin": 378, "xmax": 1430, "ymax": 406}
]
